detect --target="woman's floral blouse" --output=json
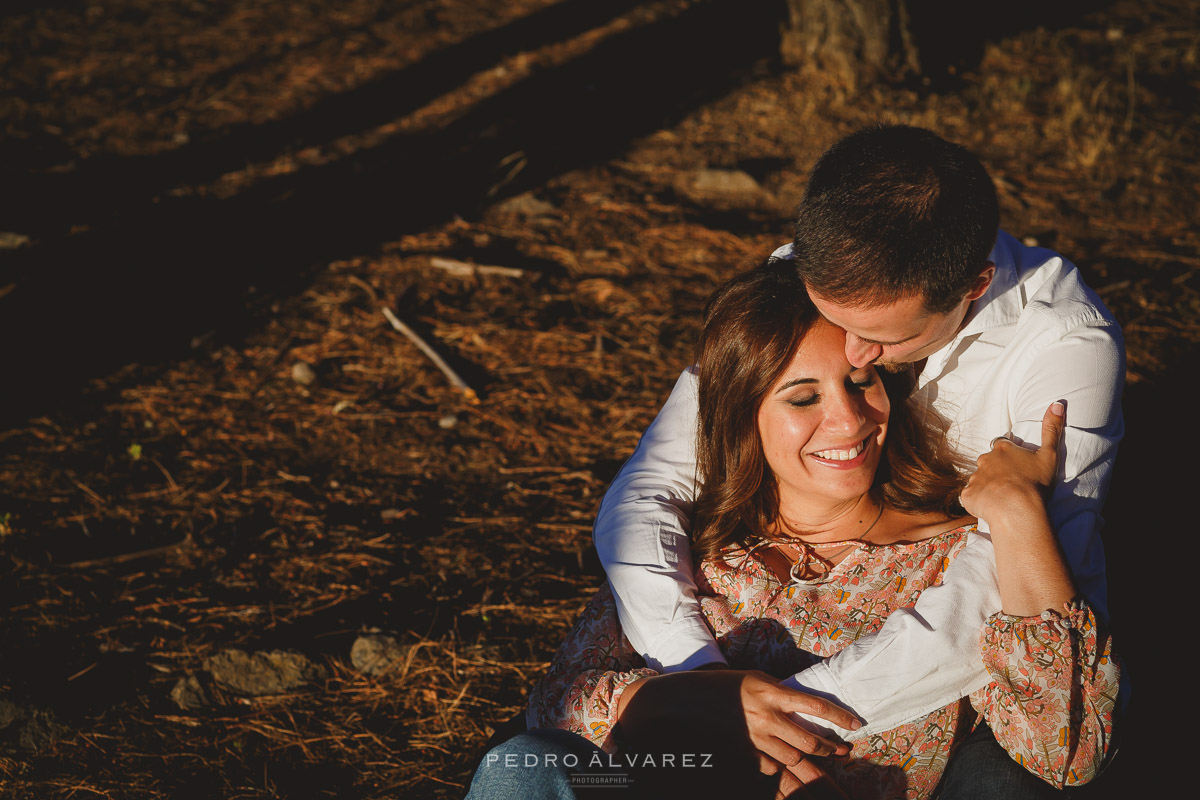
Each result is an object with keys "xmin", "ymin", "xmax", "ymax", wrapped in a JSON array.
[{"xmin": 527, "ymin": 525, "xmax": 1118, "ymax": 799}]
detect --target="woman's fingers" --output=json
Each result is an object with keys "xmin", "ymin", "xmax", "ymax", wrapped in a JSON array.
[
  {"xmin": 755, "ymin": 733, "xmax": 811, "ymax": 768},
  {"xmin": 759, "ymin": 752, "xmax": 783, "ymax": 775},
  {"xmin": 773, "ymin": 724, "xmax": 847, "ymax": 758},
  {"xmin": 776, "ymin": 766, "xmax": 803, "ymax": 800},
  {"xmin": 1036, "ymin": 401, "xmax": 1065, "ymax": 479},
  {"xmin": 964, "ymin": 401, "xmax": 1068, "ymax": 521},
  {"xmin": 776, "ymin": 756, "xmax": 847, "ymax": 800}
]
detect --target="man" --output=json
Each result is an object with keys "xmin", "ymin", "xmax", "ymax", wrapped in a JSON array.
[{"xmin": 594, "ymin": 125, "xmax": 1124, "ymax": 795}]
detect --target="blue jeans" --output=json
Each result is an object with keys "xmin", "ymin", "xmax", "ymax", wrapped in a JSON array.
[{"xmin": 933, "ymin": 723, "xmax": 1059, "ymax": 799}]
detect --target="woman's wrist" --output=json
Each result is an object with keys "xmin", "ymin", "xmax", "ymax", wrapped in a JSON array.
[{"xmin": 982, "ymin": 484, "xmax": 1050, "ymax": 537}]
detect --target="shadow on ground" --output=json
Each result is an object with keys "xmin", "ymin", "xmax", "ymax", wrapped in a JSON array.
[{"xmin": 0, "ymin": 0, "xmax": 786, "ymax": 425}]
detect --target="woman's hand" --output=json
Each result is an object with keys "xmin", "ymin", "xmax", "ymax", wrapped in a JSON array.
[
  {"xmin": 617, "ymin": 669, "xmax": 859, "ymax": 794},
  {"xmin": 960, "ymin": 402, "xmax": 1077, "ymax": 616},
  {"xmin": 772, "ymin": 754, "xmax": 850, "ymax": 799},
  {"xmin": 960, "ymin": 401, "xmax": 1063, "ymax": 525}
]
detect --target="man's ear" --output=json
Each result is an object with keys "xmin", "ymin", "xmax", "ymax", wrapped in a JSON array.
[{"xmin": 964, "ymin": 263, "xmax": 995, "ymax": 302}]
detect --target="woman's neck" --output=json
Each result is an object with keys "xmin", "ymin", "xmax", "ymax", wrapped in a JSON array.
[{"xmin": 775, "ymin": 493, "xmax": 883, "ymax": 544}]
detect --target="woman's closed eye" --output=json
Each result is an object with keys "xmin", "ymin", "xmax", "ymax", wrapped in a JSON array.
[{"xmin": 788, "ymin": 393, "xmax": 819, "ymax": 408}]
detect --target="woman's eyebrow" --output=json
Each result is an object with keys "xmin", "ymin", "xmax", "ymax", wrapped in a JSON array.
[{"xmin": 775, "ymin": 377, "xmax": 817, "ymax": 393}]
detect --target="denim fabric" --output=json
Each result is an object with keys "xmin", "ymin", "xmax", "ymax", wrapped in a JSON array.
[{"xmin": 934, "ymin": 723, "xmax": 1059, "ymax": 800}]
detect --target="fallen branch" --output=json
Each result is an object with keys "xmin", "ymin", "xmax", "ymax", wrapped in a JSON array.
[
  {"xmin": 381, "ymin": 307, "xmax": 479, "ymax": 404},
  {"xmin": 61, "ymin": 532, "xmax": 196, "ymax": 569},
  {"xmin": 429, "ymin": 256, "xmax": 525, "ymax": 279}
]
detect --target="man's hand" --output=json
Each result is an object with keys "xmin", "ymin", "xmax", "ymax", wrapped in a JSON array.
[
  {"xmin": 961, "ymin": 401, "xmax": 1064, "ymax": 525},
  {"xmin": 737, "ymin": 670, "xmax": 857, "ymax": 764}
]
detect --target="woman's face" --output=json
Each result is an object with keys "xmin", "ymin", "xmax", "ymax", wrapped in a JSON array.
[{"xmin": 757, "ymin": 318, "xmax": 891, "ymax": 517}]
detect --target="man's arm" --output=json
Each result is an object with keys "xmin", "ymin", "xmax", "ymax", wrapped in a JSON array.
[
  {"xmin": 592, "ymin": 368, "xmax": 726, "ymax": 672},
  {"xmin": 786, "ymin": 321, "xmax": 1125, "ymax": 739}
]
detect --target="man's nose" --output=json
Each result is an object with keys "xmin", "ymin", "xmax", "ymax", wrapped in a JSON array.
[{"xmin": 845, "ymin": 335, "xmax": 882, "ymax": 368}]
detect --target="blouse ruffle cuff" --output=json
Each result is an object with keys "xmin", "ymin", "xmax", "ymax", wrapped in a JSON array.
[{"xmin": 982, "ymin": 596, "xmax": 1091, "ymax": 638}]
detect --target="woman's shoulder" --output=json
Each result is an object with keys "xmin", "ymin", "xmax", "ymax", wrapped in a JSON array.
[{"xmin": 870, "ymin": 510, "xmax": 976, "ymax": 548}]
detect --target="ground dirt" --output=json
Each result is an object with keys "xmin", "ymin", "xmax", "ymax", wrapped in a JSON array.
[{"xmin": 0, "ymin": 0, "xmax": 1196, "ymax": 797}]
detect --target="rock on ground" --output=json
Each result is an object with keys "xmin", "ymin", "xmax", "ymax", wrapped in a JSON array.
[
  {"xmin": 291, "ymin": 361, "xmax": 317, "ymax": 386},
  {"xmin": 0, "ymin": 699, "xmax": 21, "ymax": 731},
  {"xmin": 672, "ymin": 168, "xmax": 770, "ymax": 211},
  {"xmin": 350, "ymin": 635, "xmax": 408, "ymax": 677},
  {"xmin": 492, "ymin": 192, "xmax": 557, "ymax": 219},
  {"xmin": 170, "ymin": 675, "xmax": 210, "ymax": 710},
  {"xmin": 203, "ymin": 649, "xmax": 327, "ymax": 696},
  {"xmin": 18, "ymin": 709, "xmax": 68, "ymax": 752},
  {"xmin": 0, "ymin": 701, "xmax": 69, "ymax": 752}
]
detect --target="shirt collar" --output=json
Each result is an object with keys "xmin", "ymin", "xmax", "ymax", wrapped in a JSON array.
[{"xmin": 949, "ymin": 230, "xmax": 1022, "ymax": 341}]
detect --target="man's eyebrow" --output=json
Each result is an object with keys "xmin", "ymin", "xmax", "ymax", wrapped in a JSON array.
[
  {"xmin": 775, "ymin": 378, "xmax": 817, "ymax": 393},
  {"xmin": 857, "ymin": 334, "xmax": 916, "ymax": 346}
]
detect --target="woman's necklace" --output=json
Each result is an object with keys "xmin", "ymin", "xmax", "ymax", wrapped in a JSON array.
[{"xmin": 774, "ymin": 504, "xmax": 885, "ymax": 582}]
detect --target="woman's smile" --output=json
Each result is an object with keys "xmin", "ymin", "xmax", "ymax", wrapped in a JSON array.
[{"xmin": 808, "ymin": 434, "xmax": 875, "ymax": 468}]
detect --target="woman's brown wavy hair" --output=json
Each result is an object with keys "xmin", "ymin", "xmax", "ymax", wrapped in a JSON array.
[{"xmin": 691, "ymin": 260, "xmax": 967, "ymax": 563}]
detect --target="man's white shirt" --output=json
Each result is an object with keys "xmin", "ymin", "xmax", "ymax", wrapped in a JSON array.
[{"xmin": 592, "ymin": 230, "xmax": 1124, "ymax": 739}]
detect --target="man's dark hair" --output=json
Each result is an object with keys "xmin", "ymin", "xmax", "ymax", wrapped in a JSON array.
[{"xmin": 792, "ymin": 124, "xmax": 999, "ymax": 313}]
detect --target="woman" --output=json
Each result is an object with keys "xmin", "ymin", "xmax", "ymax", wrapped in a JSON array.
[{"xmin": 471, "ymin": 264, "xmax": 1117, "ymax": 799}]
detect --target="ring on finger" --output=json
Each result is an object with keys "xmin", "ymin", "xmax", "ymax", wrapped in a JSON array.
[{"xmin": 989, "ymin": 434, "xmax": 1010, "ymax": 449}]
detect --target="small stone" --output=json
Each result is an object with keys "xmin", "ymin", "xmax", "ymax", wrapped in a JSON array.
[
  {"xmin": 438, "ymin": 414, "xmax": 458, "ymax": 429},
  {"xmin": 673, "ymin": 169, "xmax": 767, "ymax": 210},
  {"xmin": 0, "ymin": 232, "xmax": 31, "ymax": 249},
  {"xmin": 170, "ymin": 675, "xmax": 209, "ymax": 710},
  {"xmin": 203, "ymin": 649, "xmax": 327, "ymax": 696},
  {"xmin": 17, "ymin": 708, "xmax": 68, "ymax": 752},
  {"xmin": 291, "ymin": 361, "xmax": 317, "ymax": 385},
  {"xmin": 350, "ymin": 635, "xmax": 407, "ymax": 677},
  {"xmin": 493, "ymin": 192, "xmax": 557, "ymax": 218},
  {"xmin": 0, "ymin": 699, "xmax": 23, "ymax": 731}
]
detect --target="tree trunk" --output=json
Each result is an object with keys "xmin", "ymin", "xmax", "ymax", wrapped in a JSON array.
[{"xmin": 781, "ymin": 0, "xmax": 920, "ymax": 88}]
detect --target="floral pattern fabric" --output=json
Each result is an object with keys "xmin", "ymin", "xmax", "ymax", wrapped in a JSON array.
[{"xmin": 527, "ymin": 525, "xmax": 1119, "ymax": 799}]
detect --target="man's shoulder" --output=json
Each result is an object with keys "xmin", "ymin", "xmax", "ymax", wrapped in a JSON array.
[{"xmin": 999, "ymin": 233, "xmax": 1120, "ymax": 335}]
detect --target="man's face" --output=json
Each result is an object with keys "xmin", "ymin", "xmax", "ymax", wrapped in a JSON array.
[{"xmin": 808, "ymin": 266, "xmax": 994, "ymax": 370}]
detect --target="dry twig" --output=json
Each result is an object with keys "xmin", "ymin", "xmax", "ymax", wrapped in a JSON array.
[
  {"xmin": 429, "ymin": 256, "xmax": 525, "ymax": 279},
  {"xmin": 381, "ymin": 307, "xmax": 480, "ymax": 404}
]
